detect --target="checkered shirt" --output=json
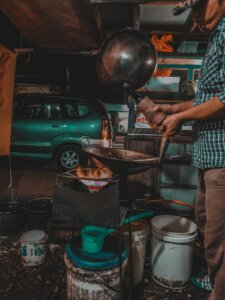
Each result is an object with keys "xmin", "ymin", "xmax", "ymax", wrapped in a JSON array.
[{"xmin": 192, "ymin": 16, "xmax": 225, "ymax": 169}]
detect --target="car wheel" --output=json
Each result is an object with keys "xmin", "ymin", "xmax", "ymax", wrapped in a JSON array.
[{"xmin": 56, "ymin": 145, "xmax": 85, "ymax": 171}]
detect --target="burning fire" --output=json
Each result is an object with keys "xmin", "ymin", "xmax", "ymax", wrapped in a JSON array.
[{"xmin": 75, "ymin": 158, "xmax": 113, "ymax": 192}]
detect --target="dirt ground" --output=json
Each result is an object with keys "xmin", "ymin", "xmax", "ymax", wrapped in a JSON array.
[{"xmin": 0, "ymin": 157, "xmax": 210, "ymax": 300}]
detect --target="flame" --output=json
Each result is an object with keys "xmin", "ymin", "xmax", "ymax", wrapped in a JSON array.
[
  {"xmin": 75, "ymin": 161, "xmax": 113, "ymax": 180},
  {"xmin": 75, "ymin": 158, "xmax": 113, "ymax": 191}
]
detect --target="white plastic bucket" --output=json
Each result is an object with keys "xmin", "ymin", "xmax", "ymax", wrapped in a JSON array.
[
  {"xmin": 151, "ymin": 215, "xmax": 197, "ymax": 289},
  {"xmin": 64, "ymin": 254, "xmax": 127, "ymax": 300},
  {"xmin": 20, "ymin": 230, "xmax": 48, "ymax": 266},
  {"xmin": 123, "ymin": 221, "xmax": 149, "ymax": 286}
]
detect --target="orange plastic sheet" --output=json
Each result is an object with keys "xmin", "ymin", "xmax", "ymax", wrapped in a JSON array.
[
  {"xmin": 151, "ymin": 34, "xmax": 173, "ymax": 77},
  {"xmin": 0, "ymin": 45, "xmax": 17, "ymax": 156}
]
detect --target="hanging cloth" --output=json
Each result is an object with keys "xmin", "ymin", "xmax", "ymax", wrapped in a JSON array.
[{"xmin": 0, "ymin": 44, "xmax": 17, "ymax": 156}]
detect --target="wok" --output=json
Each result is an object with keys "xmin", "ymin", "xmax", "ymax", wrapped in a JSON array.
[
  {"xmin": 96, "ymin": 29, "xmax": 169, "ymax": 160},
  {"xmin": 96, "ymin": 29, "xmax": 157, "ymax": 100},
  {"xmin": 84, "ymin": 147, "xmax": 159, "ymax": 175}
]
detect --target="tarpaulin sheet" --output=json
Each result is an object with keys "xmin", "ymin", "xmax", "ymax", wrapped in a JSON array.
[{"xmin": 0, "ymin": 44, "xmax": 17, "ymax": 156}]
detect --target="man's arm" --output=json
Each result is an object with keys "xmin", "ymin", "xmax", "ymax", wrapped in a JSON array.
[
  {"xmin": 170, "ymin": 100, "xmax": 194, "ymax": 114},
  {"xmin": 162, "ymin": 96, "xmax": 225, "ymax": 136},
  {"xmin": 152, "ymin": 99, "xmax": 194, "ymax": 114},
  {"xmin": 176, "ymin": 96, "xmax": 225, "ymax": 121}
]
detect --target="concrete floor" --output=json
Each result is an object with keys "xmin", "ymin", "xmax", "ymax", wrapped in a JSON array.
[{"xmin": 0, "ymin": 157, "xmax": 58, "ymax": 202}]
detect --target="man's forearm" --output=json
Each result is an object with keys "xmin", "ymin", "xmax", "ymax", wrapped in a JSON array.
[
  {"xmin": 170, "ymin": 100, "xmax": 194, "ymax": 114},
  {"xmin": 178, "ymin": 96, "xmax": 225, "ymax": 121}
]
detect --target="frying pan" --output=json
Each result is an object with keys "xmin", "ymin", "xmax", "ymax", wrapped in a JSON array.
[
  {"xmin": 97, "ymin": 29, "xmax": 157, "ymax": 95},
  {"xmin": 84, "ymin": 147, "xmax": 159, "ymax": 175},
  {"xmin": 96, "ymin": 29, "xmax": 169, "ymax": 161}
]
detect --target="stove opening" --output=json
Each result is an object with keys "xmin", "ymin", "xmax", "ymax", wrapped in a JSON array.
[{"xmin": 74, "ymin": 157, "xmax": 113, "ymax": 192}]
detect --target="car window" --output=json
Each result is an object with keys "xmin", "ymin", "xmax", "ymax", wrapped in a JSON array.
[
  {"xmin": 15, "ymin": 100, "xmax": 62, "ymax": 120},
  {"xmin": 64, "ymin": 101, "xmax": 90, "ymax": 118},
  {"xmin": 77, "ymin": 102, "xmax": 89, "ymax": 117}
]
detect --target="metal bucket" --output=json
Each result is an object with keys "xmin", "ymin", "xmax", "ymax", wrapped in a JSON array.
[
  {"xmin": 20, "ymin": 230, "xmax": 48, "ymax": 266},
  {"xmin": 151, "ymin": 215, "xmax": 197, "ymax": 289},
  {"xmin": 122, "ymin": 221, "xmax": 149, "ymax": 286}
]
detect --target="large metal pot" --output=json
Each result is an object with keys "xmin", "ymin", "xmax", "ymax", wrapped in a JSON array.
[{"xmin": 96, "ymin": 29, "xmax": 157, "ymax": 91}]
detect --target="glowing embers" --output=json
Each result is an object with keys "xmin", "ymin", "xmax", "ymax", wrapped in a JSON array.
[{"xmin": 74, "ymin": 158, "xmax": 113, "ymax": 192}]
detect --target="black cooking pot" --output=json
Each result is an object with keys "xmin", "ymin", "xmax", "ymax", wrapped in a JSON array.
[
  {"xmin": 96, "ymin": 29, "xmax": 157, "ymax": 91},
  {"xmin": 0, "ymin": 202, "xmax": 24, "ymax": 235},
  {"xmin": 24, "ymin": 198, "xmax": 52, "ymax": 231}
]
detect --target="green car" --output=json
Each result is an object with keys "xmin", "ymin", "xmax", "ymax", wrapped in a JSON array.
[{"xmin": 11, "ymin": 94, "xmax": 113, "ymax": 170}]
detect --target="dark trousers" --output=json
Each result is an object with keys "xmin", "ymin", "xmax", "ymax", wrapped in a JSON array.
[{"xmin": 195, "ymin": 168, "xmax": 225, "ymax": 300}]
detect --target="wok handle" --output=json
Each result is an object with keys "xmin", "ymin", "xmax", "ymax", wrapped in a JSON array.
[
  {"xmin": 122, "ymin": 82, "xmax": 142, "ymax": 104},
  {"xmin": 123, "ymin": 83, "xmax": 167, "ymax": 127}
]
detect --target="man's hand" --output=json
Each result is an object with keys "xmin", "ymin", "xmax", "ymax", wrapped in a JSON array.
[
  {"xmin": 159, "ymin": 113, "xmax": 183, "ymax": 137},
  {"xmin": 151, "ymin": 103, "xmax": 172, "ymax": 115},
  {"xmin": 137, "ymin": 97, "xmax": 168, "ymax": 126}
]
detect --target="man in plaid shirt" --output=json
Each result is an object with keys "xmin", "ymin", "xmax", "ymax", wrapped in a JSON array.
[{"xmin": 152, "ymin": 0, "xmax": 225, "ymax": 299}]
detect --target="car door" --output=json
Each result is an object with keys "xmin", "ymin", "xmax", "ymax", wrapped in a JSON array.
[
  {"xmin": 11, "ymin": 96, "xmax": 64, "ymax": 158},
  {"xmin": 61, "ymin": 99, "xmax": 97, "ymax": 139}
]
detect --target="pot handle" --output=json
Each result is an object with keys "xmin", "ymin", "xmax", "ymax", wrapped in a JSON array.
[
  {"xmin": 122, "ymin": 210, "xmax": 154, "ymax": 225},
  {"xmin": 106, "ymin": 210, "xmax": 154, "ymax": 235}
]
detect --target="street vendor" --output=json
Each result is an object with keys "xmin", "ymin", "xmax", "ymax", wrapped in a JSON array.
[{"xmin": 150, "ymin": 0, "xmax": 225, "ymax": 299}]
